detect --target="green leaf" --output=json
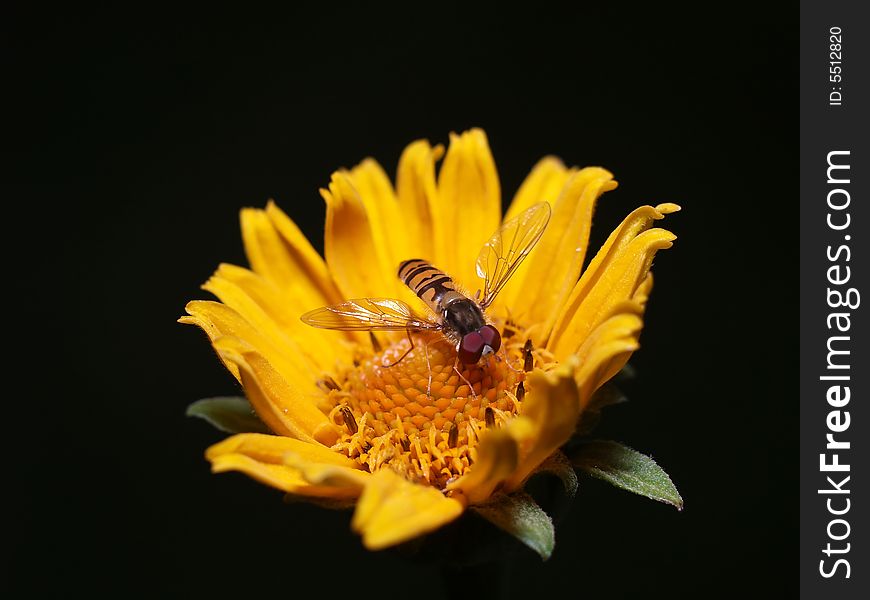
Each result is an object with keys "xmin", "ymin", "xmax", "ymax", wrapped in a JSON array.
[
  {"xmin": 574, "ymin": 410, "xmax": 601, "ymax": 436},
  {"xmin": 186, "ymin": 396, "xmax": 271, "ymax": 434},
  {"xmin": 615, "ymin": 362, "xmax": 637, "ymax": 382},
  {"xmin": 472, "ymin": 492, "xmax": 555, "ymax": 560},
  {"xmin": 571, "ymin": 440, "xmax": 683, "ymax": 510},
  {"xmin": 574, "ymin": 383, "xmax": 627, "ymax": 436},
  {"xmin": 586, "ymin": 383, "xmax": 628, "ymax": 412},
  {"xmin": 533, "ymin": 451, "xmax": 578, "ymax": 498}
]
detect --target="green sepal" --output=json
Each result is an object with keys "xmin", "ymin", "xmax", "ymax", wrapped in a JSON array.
[
  {"xmin": 472, "ymin": 492, "xmax": 556, "ymax": 560},
  {"xmin": 570, "ymin": 440, "xmax": 683, "ymax": 510},
  {"xmin": 615, "ymin": 362, "xmax": 637, "ymax": 382},
  {"xmin": 586, "ymin": 382, "xmax": 628, "ymax": 411},
  {"xmin": 575, "ymin": 382, "xmax": 627, "ymax": 435},
  {"xmin": 532, "ymin": 451, "xmax": 578, "ymax": 498},
  {"xmin": 186, "ymin": 396, "xmax": 271, "ymax": 434}
]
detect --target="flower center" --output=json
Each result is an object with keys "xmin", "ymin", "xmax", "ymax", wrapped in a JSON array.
[{"xmin": 324, "ymin": 330, "xmax": 526, "ymax": 489}]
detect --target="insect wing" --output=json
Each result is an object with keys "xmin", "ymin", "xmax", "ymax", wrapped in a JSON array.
[
  {"xmin": 476, "ymin": 202, "xmax": 551, "ymax": 308},
  {"xmin": 301, "ymin": 298, "xmax": 439, "ymax": 331}
]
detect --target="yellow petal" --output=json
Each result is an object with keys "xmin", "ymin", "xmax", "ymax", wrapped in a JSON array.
[
  {"xmin": 207, "ymin": 433, "xmax": 357, "ymax": 467},
  {"xmin": 321, "ymin": 171, "xmax": 404, "ymax": 300},
  {"xmin": 283, "ymin": 454, "xmax": 371, "ymax": 490},
  {"xmin": 396, "ymin": 139, "xmax": 444, "ymax": 261},
  {"xmin": 206, "ymin": 433, "xmax": 367, "ymax": 498},
  {"xmin": 180, "ymin": 300, "xmax": 319, "ymax": 397},
  {"xmin": 503, "ymin": 360, "xmax": 581, "ymax": 490},
  {"xmin": 501, "ymin": 168, "xmax": 617, "ymax": 340},
  {"xmin": 264, "ymin": 201, "xmax": 344, "ymax": 304},
  {"xmin": 209, "ymin": 454, "xmax": 358, "ymax": 499},
  {"xmin": 446, "ymin": 427, "xmax": 520, "ymax": 504},
  {"xmin": 549, "ymin": 204, "xmax": 679, "ymax": 359},
  {"xmin": 350, "ymin": 159, "xmax": 409, "ymax": 267},
  {"xmin": 208, "ymin": 264, "xmax": 290, "ymax": 328},
  {"xmin": 435, "ymin": 128, "xmax": 501, "ymax": 289},
  {"xmin": 574, "ymin": 312, "xmax": 644, "ymax": 404},
  {"xmin": 240, "ymin": 207, "xmax": 332, "ymax": 311},
  {"xmin": 203, "ymin": 265, "xmax": 348, "ymax": 372},
  {"xmin": 551, "ymin": 228, "xmax": 674, "ymax": 359},
  {"xmin": 504, "ymin": 156, "xmax": 571, "ymax": 222},
  {"xmin": 633, "ymin": 273, "xmax": 654, "ymax": 307},
  {"xmin": 178, "ymin": 307, "xmax": 240, "ymax": 381},
  {"xmin": 351, "ymin": 469, "xmax": 465, "ymax": 550},
  {"xmin": 212, "ymin": 336, "xmax": 339, "ymax": 446}
]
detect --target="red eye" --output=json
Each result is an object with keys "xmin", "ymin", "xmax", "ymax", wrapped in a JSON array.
[
  {"xmin": 458, "ymin": 332, "xmax": 484, "ymax": 364},
  {"xmin": 479, "ymin": 325, "xmax": 501, "ymax": 352}
]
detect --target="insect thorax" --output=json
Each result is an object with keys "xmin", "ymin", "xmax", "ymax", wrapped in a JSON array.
[{"xmin": 442, "ymin": 298, "xmax": 486, "ymax": 337}]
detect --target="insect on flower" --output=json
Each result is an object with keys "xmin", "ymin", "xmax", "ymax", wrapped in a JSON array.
[
  {"xmin": 301, "ymin": 202, "xmax": 551, "ymax": 386},
  {"xmin": 181, "ymin": 128, "xmax": 683, "ymax": 556}
]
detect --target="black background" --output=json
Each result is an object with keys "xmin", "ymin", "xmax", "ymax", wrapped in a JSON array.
[{"xmin": 12, "ymin": 3, "xmax": 796, "ymax": 598}]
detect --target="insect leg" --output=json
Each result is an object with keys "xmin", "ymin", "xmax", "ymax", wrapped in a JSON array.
[
  {"xmin": 452, "ymin": 354, "xmax": 478, "ymax": 400},
  {"xmin": 424, "ymin": 338, "xmax": 433, "ymax": 399},
  {"xmin": 383, "ymin": 329, "xmax": 415, "ymax": 368},
  {"xmin": 499, "ymin": 341, "xmax": 523, "ymax": 374}
]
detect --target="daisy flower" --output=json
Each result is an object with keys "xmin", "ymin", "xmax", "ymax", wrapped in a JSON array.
[{"xmin": 181, "ymin": 128, "xmax": 681, "ymax": 558}]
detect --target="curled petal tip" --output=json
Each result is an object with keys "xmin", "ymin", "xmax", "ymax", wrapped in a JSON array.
[{"xmin": 656, "ymin": 202, "xmax": 681, "ymax": 214}]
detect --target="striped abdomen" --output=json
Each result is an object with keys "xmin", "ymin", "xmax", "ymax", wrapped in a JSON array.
[{"xmin": 398, "ymin": 259, "xmax": 464, "ymax": 314}]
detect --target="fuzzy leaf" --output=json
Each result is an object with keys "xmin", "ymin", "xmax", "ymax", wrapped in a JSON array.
[
  {"xmin": 615, "ymin": 363, "xmax": 636, "ymax": 381},
  {"xmin": 586, "ymin": 383, "xmax": 628, "ymax": 412},
  {"xmin": 533, "ymin": 451, "xmax": 578, "ymax": 498},
  {"xmin": 575, "ymin": 383, "xmax": 627, "ymax": 435},
  {"xmin": 574, "ymin": 410, "xmax": 601, "ymax": 436},
  {"xmin": 472, "ymin": 492, "xmax": 555, "ymax": 560},
  {"xmin": 571, "ymin": 440, "xmax": 683, "ymax": 510},
  {"xmin": 186, "ymin": 396, "xmax": 271, "ymax": 434}
]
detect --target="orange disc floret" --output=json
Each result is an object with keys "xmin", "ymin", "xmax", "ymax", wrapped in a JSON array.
[{"xmin": 329, "ymin": 332, "xmax": 523, "ymax": 488}]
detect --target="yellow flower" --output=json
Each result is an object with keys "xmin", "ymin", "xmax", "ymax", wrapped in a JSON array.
[{"xmin": 180, "ymin": 128, "xmax": 679, "ymax": 552}]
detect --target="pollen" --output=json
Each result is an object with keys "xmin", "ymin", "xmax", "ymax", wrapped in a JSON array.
[{"xmin": 325, "ymin": 332, "xmax": 526, "ymax": 489}]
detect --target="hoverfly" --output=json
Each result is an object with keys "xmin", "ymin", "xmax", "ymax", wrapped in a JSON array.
[{"xmin": 301, "ymin": 202, "xmax": 551, "ymax": 372}]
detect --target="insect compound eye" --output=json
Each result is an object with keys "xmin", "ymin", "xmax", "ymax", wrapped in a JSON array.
[
  {"xmin": 458, "ymin": 331, "xmax": 485, "ymax": 364},
  {"xmin": 478, "ymin": 325, "xmax": 501, "ymax": 353}
]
